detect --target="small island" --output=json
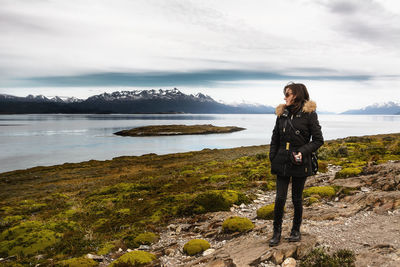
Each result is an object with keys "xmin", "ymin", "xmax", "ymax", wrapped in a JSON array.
[{"xmin": 114, "ymin": 124, "xmax": 246, "ymax": 136}]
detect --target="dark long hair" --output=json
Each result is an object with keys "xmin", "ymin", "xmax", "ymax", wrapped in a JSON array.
[{"xmin": 283, "ymin": 82, "xmax": 310, "ymax": 113}]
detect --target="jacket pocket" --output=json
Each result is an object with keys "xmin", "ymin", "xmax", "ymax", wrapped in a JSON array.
[{"xmin": 271, "ymin": 148, "xmax": 287, "ymax": 174}]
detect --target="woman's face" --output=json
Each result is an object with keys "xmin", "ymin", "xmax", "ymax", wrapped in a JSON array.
[{"xmin": 284, "ymin": 88, "xmax": 295, "ymax": 105}]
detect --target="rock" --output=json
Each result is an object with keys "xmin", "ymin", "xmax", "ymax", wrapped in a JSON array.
[
  {"xmin": 252, "ymin": 233, "xmax": 317, "ymax": 265},
  {"xmin": 168, "ymin": 224, "xmax": 177, "ymax": 231},
  {"xmin": 35, "ymin": 254, "xmax": 45, "ymax": 260},
  {"xmin": 118, "ymin": 248, "xmax": 123, "ymax": 252},
  {"xmin": 281, "ymin": 257, "xmax": 296, "ymax": 267},
  {"xmin": 272, "ymin": 250, "xmax": 284, "ymax": 264},
  {"xmin": 127, "ymin": 249, "xmax": 133, "ymax": 252},
  {"xmin": 205, "ymin": 258, "xmax": 236, "ymax": 267},
  {"xmin": 374, "ymin": 202, "xmax": 394, "ymax": 215},
  {"xmin": 203, "ymin": 248, "xmax": 216, "ymax": 256},
  {"xmin": 361, "ymin": 187, "xmax": 370, "ymax": 192},
  {"xmin": 86, "ymin": 253, "xmax": 104, "ymax": 261},
  {"xmin": 176, "ymin": 225, "xmax": 182, "ymax": 234},
  {"xmin": 164, "ymin": 248, "xmax": 175, "ymax": 256},
  {"xmin": 138, "ymin": 245, "xmax": 150, "ymax": 250}
]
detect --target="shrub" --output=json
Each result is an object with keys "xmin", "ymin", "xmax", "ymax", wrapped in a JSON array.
[
  {"xmin": 300, "ymin": 247, "xmax": 355, "ymax": 267},
  {"xmin": 260, "ymin": 180, "xmax": 276, "ymax": 191},
  {"xmin": 336, "ymin": 146, "xmax": 349, "ymax": 157},
  {"xmin": 109, "ymin": 251, "xmax": 156, "ymax": 267},
  {"xmin": 0, "ymin": 221, "xmax": 62, "ymax": 257},
  {"xmin": 256, "ymin": 204, "xmax": 275, "ymax": 220},
  {"xmin": 303, "ymin": 186, "xmax": 336, "ymax": 198},
  {"xmin": 59, "ymin": 256, "xmax": 98, "ymax": 267},
  {"xmin": 335, "ymin": 167, "xmax": 362, "ymax": 178},
  {"xmin": 181, "ymin": 170, "xmax": 195, "ymax": 177},
  {"xmin": 222, "ymin": 216, "xmax": 254, "ymax": 233},
  {"xmin": 183, "ymin": 239, "xmax": 210, "ymax": 256},
  {"xmin": 306, "ymin": 197, "xmax": 319, "ymax": 206},
  {"xmin": 133, "ymin": 232, "xmax": 158, "ymax": 247},
  {"xmin": 192, "ymin": 190, "xmax": 248, "ymax": 213},
  {"xmin": 205, "ymin": 174, "xmax": 228, "ymax": 182},
  {"xmin": 318, "ymin": 161, "xmax": 328, "ymax": 173},
  {"xmin": 98, "ymin": 242, "xmax": 115, "ymax": 255},
  {"xmin": 256, "ymin": 153, "xmax": 267, "ymax": 160}
]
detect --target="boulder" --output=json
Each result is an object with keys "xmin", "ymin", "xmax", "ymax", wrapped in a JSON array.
[{"xmin": 251, "ymin": 233, "xmax": 317, "ymax": 265}]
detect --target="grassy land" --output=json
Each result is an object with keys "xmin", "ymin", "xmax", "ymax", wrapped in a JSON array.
[
  {"xmin": 1, "ymin": 133, "xmax": 400, "ymax": 265},
  {"xmin": 114, "ymin": 124, "xmax": 245, "ymax": 136}
]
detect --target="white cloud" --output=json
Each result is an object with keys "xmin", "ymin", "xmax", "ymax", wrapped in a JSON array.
[{"xmin": 0, "ymin": 0, "xmax": 399, "ymax": 112}]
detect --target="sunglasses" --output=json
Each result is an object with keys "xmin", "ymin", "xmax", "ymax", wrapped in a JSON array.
[{"xmin": 285, "ymin": 92, "xmax": 292, "ymax": 97}]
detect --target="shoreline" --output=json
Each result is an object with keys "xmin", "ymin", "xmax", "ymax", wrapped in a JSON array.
[{"xmin": 1, "ymin": 132, "xmax": 399, "ymax": 175}]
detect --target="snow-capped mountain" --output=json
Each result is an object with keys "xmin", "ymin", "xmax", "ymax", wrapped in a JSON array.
[
  {"xmin": 50, "ymin": 96, "xmax": 83, "ymax": 103},
  {"xmin": 219, "ymin": 99, "xmax": 275, "ymax": 113},
  {"xmin": 86, "ymin": 88, "xmax": 214, "ymax": 103},
  {"xmin": 0, "ymin": 94, "xmax": 83, "ymax": 103},
  {"xmin": 342, "ymin": 101, "xmax": 400, "ymax": 115},
  {"xmin": 0, "ymin": 88, "xmax": 275, "ymax": 114}
]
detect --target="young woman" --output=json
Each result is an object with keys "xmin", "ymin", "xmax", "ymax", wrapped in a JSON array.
[{"xmin": 268, "ymin": 82, "xmax": 324, "ymax": 246}]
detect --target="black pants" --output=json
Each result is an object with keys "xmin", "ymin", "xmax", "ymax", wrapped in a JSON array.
[{"xmin": 273, "ymin": 175, "xmax": 307, "ymax": 231}]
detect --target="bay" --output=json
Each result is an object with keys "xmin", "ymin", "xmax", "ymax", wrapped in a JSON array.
[{"xmin": 0, "ymin": 113, "xmax": 400, "ymax": 173}]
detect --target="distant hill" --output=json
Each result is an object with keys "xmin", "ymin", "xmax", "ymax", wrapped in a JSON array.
[
  {"xmin": 0, "ymin": 88, "xmax": 275, "ymax": 114},
  {"xmin": 341, "ymin": 101, "xmax": 400, "ymax": 115}
]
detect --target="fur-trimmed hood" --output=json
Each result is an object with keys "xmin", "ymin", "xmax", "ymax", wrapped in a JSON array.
[{"xmin": 275, "ymin": 100, "xmax": 317, "ymax": 116}]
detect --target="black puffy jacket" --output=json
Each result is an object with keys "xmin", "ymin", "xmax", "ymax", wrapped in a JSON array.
[{"xmin": 269, "ymin": 100, "xmax": 324, "ymax": 177}]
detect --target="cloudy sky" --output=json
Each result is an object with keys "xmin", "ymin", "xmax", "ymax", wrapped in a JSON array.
[{"xmin": 1, "ymin": 0, "xmax": 400, "ymax": 113}]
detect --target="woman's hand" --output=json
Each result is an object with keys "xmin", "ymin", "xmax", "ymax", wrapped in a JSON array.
[{"xmin": 296, "ymin": 152, "xmax": 302, "ymax": 161}]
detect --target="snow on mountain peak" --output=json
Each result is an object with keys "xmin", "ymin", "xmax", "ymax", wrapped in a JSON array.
[{"xmin": 87, "ymin": 88, "xmax": 215, "ymax": 102}]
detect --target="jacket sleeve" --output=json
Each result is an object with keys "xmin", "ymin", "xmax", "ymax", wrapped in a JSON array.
[
  {"xmin": 298, "ymin": 112, "xmax": 324, "ymax": 156},
  {"xmin": 269, "ymin": 117, "xmax": 280, "ymax": 161}
]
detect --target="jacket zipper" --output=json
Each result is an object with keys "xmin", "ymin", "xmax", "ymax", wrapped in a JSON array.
[{"xmin": 284, "ymin": 115, "xmax": 294, "ymax": 176}]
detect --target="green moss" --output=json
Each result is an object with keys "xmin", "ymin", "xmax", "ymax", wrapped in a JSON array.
[
  {"xmin": 300, "ymin": 247, "xmax": 355, "ymax": 267},
  {"xmin": 341, "ymin": 187, "xmax": 356, "ymax": 195},
  {"xmin": 256, "ymin": 204, "xmax": 275, "ymax": 220},
  {"xmin": 207, "ymin": 174, "xmax": 228, "ymax": 182},
  {"xmin": 183, "ymin": 239, "xmax": 210, "ymax": 256},
  {"xmin": 192, "ymin": 190, "xmax": 248, "ymax": 213},
  {"xmin": 307, "ymin": 197, "xmax": 319, "ymax": 206},
  {"xmin": 109, "ymin": 251, "xmax": 156, "ymax": 266},
  {"xmin": 335, "ymin": 167, "xmax": 362, "ymax": 178},
  {"xmin": 0, "ymin": 263, "xmax": 25, "ymax": 267},
  {"xmin": 222, "ymin": 216, "xmax": 254, "ymax": 233},
  {"xmin": 117, "ymin": 209, "xmax": 131, "ymax": 216},
  {"xmin": 247, "ymin": 166, "xmax": 269, "ymax": 180},
  {"xmin": 0, "ymin": 206, "xmax": 14, "ymax": 214},
  {"xmin": 92, "ymin": 218, "xmax": 109, "ymax": 231},
  {"xmin": 59, "ymin": 256, "xmax": 98, "ymax": 267},
  {"xmin": 98, "ymin": 242, "xmax": 115, "ymax": 255},
  {"xmin": 46, "ymin": 220, "xmax": 78, "ymax": 232},
  {"xmin": 260, "ymin": 180, "xmax": 276, "ymax": 191},
  {"xmin": 133, "ymin": 232, "xmax": 158, "ymax": 247},
  {"xmin": 181, "ymin": 170, "xmax": 196, "ymax": 177},
  {"xmin": 206, "ymin": 160, "xmax": 219, "ymax": 166},
  {"xmin": 0, "ymin": 221, "xmax": 61, "ymax": 257},
  {"xmin": 303, "ymin": 186, "xmax": 336, "ymax": 198},
  {"xmin": 1, "ymin": 215, "xmax": 24, "ymax": 225},
  {"xmin": 18, "ymin": 199, "xmax": 47, "ymax": 214}
]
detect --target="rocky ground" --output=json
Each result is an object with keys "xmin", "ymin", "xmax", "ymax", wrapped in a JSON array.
[{"xmin": 96, "ymin": 161, "xmax": 400, "ymax": 267}]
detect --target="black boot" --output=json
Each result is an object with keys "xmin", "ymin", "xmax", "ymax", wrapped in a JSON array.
[
  {"xmin": 269, "ymin": 226, "xmax": 281, "ymax": 247},
  {"xmin": 286, "ymin": 228, "xmax": 301, "ymax": 242}
]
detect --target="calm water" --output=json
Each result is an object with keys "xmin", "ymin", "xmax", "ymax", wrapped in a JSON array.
[{"xmin": 1, "ymin": 114, "xmax": 400, "ymax": 173}]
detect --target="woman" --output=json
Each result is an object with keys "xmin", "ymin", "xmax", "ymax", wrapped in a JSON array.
[{"xmin": 268, "ymin": 82, "xmax": 323, "ymax": 246}]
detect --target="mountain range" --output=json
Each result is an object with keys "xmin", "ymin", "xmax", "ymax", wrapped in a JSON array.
[
  {"xmin": 1, "ymin": 89, "xmax": 399, "ymax": 114},
  {"xmin": 0, "ymin": 88, "xmax": 275, "ymax": 114},
  {"xmin": 341, "ymin": 101, "xmax": 400, "ymax": 115}
]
